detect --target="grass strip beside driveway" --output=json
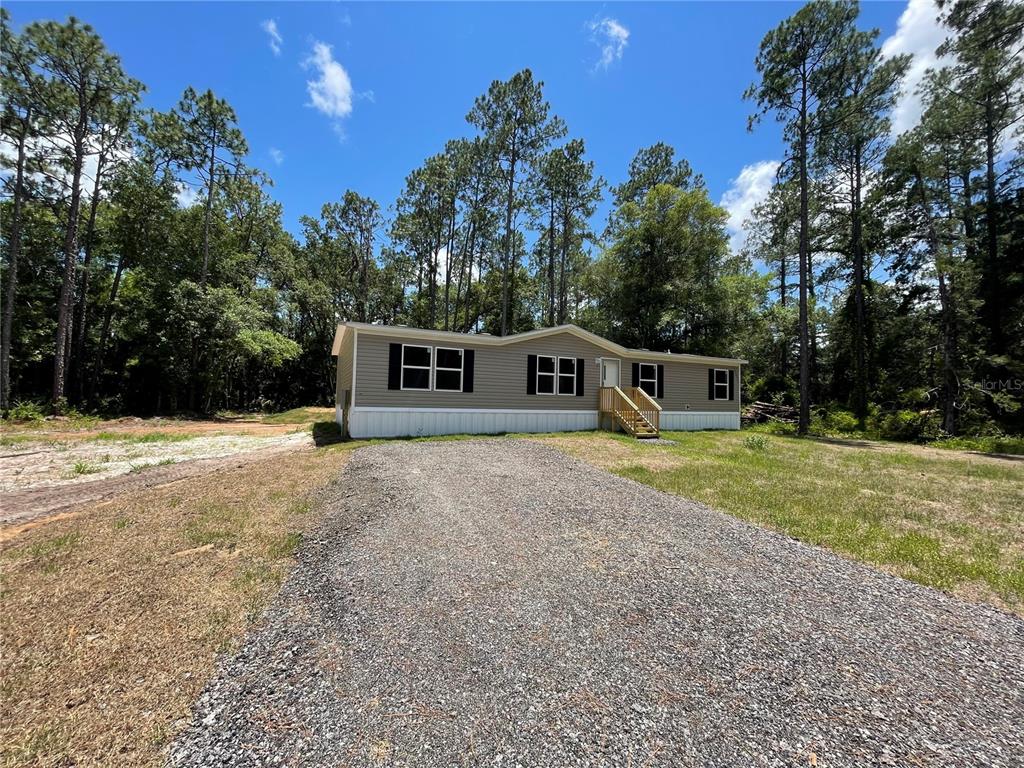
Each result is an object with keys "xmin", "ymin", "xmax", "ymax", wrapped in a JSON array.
[
  {"xmin": 0, "ymin": 443, "xmax": 356, "ymax": 767},
  {"xmin": 536, "ymin": 430, "xmax": 1024, "ymax": 616}
]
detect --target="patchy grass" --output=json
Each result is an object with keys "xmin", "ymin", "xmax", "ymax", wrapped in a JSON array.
[
  {"xmin": 0, "ymin": 434, "xmax": 45, "ymax": 448},
  {"xmin": 245, "ymin": 407, "xmax": 333, "ymax": 426},
  {"xmin": 71, "ymin": 461, "xmax": 101, "ymax": 476},
  {"xmin": 747, "ymin": 420, "xmax": 1024, "ymax": 456},
  {"xmin": 929, "ymin": 434, "xmax": 1024, "ymax": 455},
  {"xmin": 0, "ymin": 442, "xmax": 361, "ymax": 767},
  {"xmin": 88, "ymin": 431, "xmax": 202, "ymax": 444},
  {"xmin": 125, "ymin": 458, "xmax": 178, "ymax": 475},
  {"xmin": 536, "ymin": 429, "xmax": 1024, "ymax": 615}
]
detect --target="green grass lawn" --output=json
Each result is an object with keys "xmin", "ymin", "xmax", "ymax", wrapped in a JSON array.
[{"xmin": 536, "ymin": 429, "xmax": 1024, "ymax": 615}]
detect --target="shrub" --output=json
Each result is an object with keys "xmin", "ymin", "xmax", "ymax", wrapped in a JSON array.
[
  {"xmin": 872, "ymin": 409, "xmax": 942, "ymax": 442},
  {"xmin": 6, "ymin": 400, "xmax": 45, "ymax": 422},
  {"xmin": 812, "ymin": 407, "xmax": 862, "ymax": 435},
  {"xmin": 743, "ymin": 434, "xmax": 770, "ymax": 451}
]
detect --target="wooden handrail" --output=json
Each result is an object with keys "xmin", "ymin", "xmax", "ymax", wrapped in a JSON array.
[
  {"xmin": 613, "ymin": 386, "xmax": 640, "ymax": 412},
  {"xmin": 631, "ymin": 386, "xmax": 662, "ymax": 412},
  {"xmin": 599, "ymin": 386, "xmax": 659, "ymax": 437}
]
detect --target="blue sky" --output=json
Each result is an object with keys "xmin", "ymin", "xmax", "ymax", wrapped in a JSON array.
[{"xmin": 7, "ymin": 1, "xmax": 942, "ymax": 251}]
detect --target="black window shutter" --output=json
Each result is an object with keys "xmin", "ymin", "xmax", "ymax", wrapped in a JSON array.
[
  {"xmin": 526, "ymin": 354, "xmax": 537, "ymax": 395},
  {"xmin": 708, "ymin": 369, "xmax": 715, "ymax": 399},
  {"xmin": 631, "ymin": 362, "xmax": 640, "ymax": 387},
  {"xmin": 463, "ymin": 349, "xmax": 475, "ymax": 393},
  {"xmin": 728, "ymin": 369, "xmax": 735, "ymax": 401},
  {"xmin": 657, "ymin": 365, "xmax": 665, "ymax": 399},
  {"xmin": 575, "ymin": 358, "xmax": 585, "ymax": 396},
  {"xmin": 388, "ymin": 344, "xmax": 402, "ymax": 390}
]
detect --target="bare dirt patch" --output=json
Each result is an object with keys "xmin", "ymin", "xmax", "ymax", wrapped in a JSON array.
[
  {"xmin": 0, "ymin": 443, "xmax": 354, "ymax": 768},
  {"xmin": 1, "ymin": 410, "xmax": 335, "ymax": 528}
]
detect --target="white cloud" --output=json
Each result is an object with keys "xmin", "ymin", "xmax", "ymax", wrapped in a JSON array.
[
  {"xmin": 719, "ymin": 160, "xmax": 780, "ymax": 253},
  {"xmin": 0, "ymin": 130, "xmax": 131, "ymax": 197},
  {"xmin": 880, "ymin": 0, "xmax": 950, "ymax": 137},
  {"xmin": 587, "ymin": 17, "xmax": 629, "ymax": 72},
  {"xmin": 304, "ymin": 41, "xmax": 355, "ymax": 132},
  {"xmin": 269, "ymin": 147, "xmax": 284, "ymax": 166},
  {"xmin": 175, "ymin": 182, "xmax": 200, "ymax": 209},
  {"xmin": 261, "ymin": 19, "xmax": 283, "ymax": 57}
]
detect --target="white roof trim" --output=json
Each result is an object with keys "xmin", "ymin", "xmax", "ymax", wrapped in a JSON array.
[
  {"xmin": 330, "ymin": 324, "xmax": 348, "ymax": 356},
  {"xmin": 332, "ymin": 321, "xmax": 746, "ymax": 365}
]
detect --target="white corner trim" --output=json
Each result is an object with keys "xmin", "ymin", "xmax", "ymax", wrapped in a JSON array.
[{"xmin": 351, "ymin": 329, "xmax": 358, "ymax": 408}]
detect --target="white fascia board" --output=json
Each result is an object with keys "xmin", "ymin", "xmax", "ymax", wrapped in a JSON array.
[{"xmin": 336, "ymin": 321, "xmax": 747, "ymax": 366}]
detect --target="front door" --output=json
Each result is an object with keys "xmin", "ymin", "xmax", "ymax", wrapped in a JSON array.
[{"xmin": 601, "ymin": 358, "xmax": 620, "ymax": 388}]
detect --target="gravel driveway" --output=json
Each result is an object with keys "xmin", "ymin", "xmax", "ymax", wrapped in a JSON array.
[{"xmin": 169, "ymin": 440, "xmax": 1024, "ymax": 767}]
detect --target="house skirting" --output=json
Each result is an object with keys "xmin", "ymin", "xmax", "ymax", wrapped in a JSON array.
[
  {"xmin": 344, "ymin": 407, "xmax": 599, "ymax": 439},
  {"xmin": 660, "ymin": 411, "xmax": 740, "ymax": 430},
  {"xmin": 338, "ymin": 406, "xmax": 741, "ymax": 438}
]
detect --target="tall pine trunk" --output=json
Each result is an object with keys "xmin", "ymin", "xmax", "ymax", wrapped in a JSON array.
[
  {"xmin": 91, "ymin": 252, "xmax": 127, "ymax": 403},
  {"xmin": 982, "ymin": 95, "xmax": 1002, "ymax": 353},
  {"xmin": 915, "ymin": 167, "xmax": 958, "ymax": 435},
  {"xmin": 53, "ymin": 123, "xmax": 87, "ymax": 411},
  {"xmin": 547, "ymin": 196, "xmax": 556, "ymax": 327},
  {"xmin": 70, "ymin": 154, "xmax": 106, "ymax": 405},
  {"xmin": 851, "ymin": 143, "xmax": 867, "ymax": 427},
  {"xmin": 500, "ymin": 162, "xmax": 515, "ymax": 335},
  {"xmin": 796, "ymin": 77, "xmax": 811, "ymax": 436},
  {"xmin": 443, "ymin": 196, "xmax": 456, "ymax": 330},
  {"xmin": 200, "ymin": 136, "xmax": 216, "ymax": 286},
  {"xmin": 1, "ymin": 120, "xmax": 29, "ymax": 412},
  {"xmin": 558, "ymin": 208, "xmax": 570, "ymax": 325}
]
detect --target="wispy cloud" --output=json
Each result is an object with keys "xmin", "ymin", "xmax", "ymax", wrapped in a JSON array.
[
  {"xmin": 720, "ymin": 160, "xmax": 780, "ymax": 254},
  {"xmin": 304, "ymin": 40, "xmax": 355, "ymax": 137},
  {"xmin": 269, "ymin": 147, "xmax": 284, "ymax": 166},
  {"xmin": 261, "ymin": 19, "xmax": 283, "ymax": 57},
  {"xmin": 587, "ymin": 17, "xmax": 629, "ymax": 72},
  {"xmin": 880, "ymin": 0, "xmax": 950, "ymax": 137}
]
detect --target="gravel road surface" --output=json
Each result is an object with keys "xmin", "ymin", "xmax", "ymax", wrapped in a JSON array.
[{"xmin": 169, "ymin": 439, "xmax": 1024, "ymax": 767}]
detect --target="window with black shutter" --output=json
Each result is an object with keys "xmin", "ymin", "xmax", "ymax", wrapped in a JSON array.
[
  {"xmin": 638, "ymin": 363, "xmax": 658, "ymax": 398},
  {"xmin": 537, "ymin": 355, "xmax": 556, "ymax": 394},
  {"xmin": 401, "ymin": 345, "xmax": 432, "ymax": 390},
  {"xmin": 711, "ymin": 368, "xmax": 729, "ymax": 400},
  {"xmin": 557, "ymin": 357, "xmax": 576, "ymax": 395},
  {"xmin": 433, "ymin": 347, "xmax": 463, "ymax": 392}
]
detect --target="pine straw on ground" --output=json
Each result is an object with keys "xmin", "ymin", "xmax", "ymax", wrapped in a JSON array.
[{"xmin": 0, "ymin": 442, "xmax": 355, "ymax": 767}]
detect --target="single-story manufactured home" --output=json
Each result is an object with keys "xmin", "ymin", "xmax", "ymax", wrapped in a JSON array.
[{"xmin": 331, "ymin": 322, "xmax": 745, "ymax": 439}]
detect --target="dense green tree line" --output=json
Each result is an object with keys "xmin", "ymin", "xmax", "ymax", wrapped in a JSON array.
[
  {"xmin": 743, "ymin": 0, "xmax": 1022, "ymax": 438},
  {"xmin": 1, "ymin": 2, "xmax": 1021, "ymax": 440}
]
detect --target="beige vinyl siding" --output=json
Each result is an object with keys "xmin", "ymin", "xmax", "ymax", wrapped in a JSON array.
[
  {"xmin": 335, "ymin": 329, "xmax": 355, "ymax": 406},
  {"xmin": 625, "ymin": 358, "xmax": 740, "ymax": 414},
  {"xmin": 353, "ymin": 330, "xmax": 740, "ymax": 413},
  {"xmin": 354, "ymin": 331, "xmax": 606, "ymax": 410}
]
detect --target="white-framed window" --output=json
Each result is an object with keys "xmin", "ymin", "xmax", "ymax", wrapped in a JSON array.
[
  {"xmin": 713, "ymin": 368, "xmax": 730, "ymax": 400},
  {"xmin": 558, "ymin": 357, "xmax": 577, "ymax": 395},
  {"xmin": 401, "ymin": 344, "xmax": 432, "ymax": 390},
  {"xmin": 536, "ymin": 355, "xmax": 556, "ymax": 394},
  {"xmin": 639, "ymin": 363, "xmax": 658, "ymax": 398},
  {"xmin": 433, "ymin": 347, "xmax": 464, "ymax": 392}
]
